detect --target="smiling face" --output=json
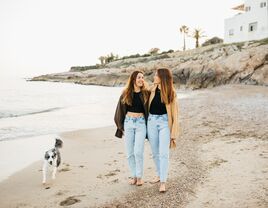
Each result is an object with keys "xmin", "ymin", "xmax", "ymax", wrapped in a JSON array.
[
  {"xmin": 122, "ymin": 70, "xmax": 146, "ymax": 106},
  {"xmin": 134, "ymin": 72, "xmax": 144, "ymax": 88},
  {"xmin": 154, "ymin": 71, "xmax": 161, "ymax": 84}
]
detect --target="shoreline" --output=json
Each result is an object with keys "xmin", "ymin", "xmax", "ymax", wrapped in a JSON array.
[{"xmin": 0, "ymin": 84, "xmax": 267, "ymax": 207}]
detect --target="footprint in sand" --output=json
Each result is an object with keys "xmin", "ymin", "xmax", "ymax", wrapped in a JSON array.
[
  {"xmin": 210, "ymin": 129, "xmax": 220, "ymax": 135},
  {"xmin": 104, "ymin": 169, "xmax": 120, "ymax": 178},
  {"xmin": 105, "ymin": 172, "xmax": 117, "ymax": 177},
  {"xmin": 55, "ymin": 191, "xmax": 65, "ymax": 196},
  {"xmin": 110, "ymin": 178, "xmax": 119, "ymax": 184},
  {"xmin": 63, "ymin": 163, "xmax": 70, "ymax": 166},
  {"xmin": 97, "ymin": 174, "xmax": 103, "ymax": 179},
  {"xmin": 59, "ymin": 195, "xmax": 85, "ymax": 206},
  {"xmin": 60, "ymin": 197, "xmax": 81, "ymax": 206},
  {"xmin": 209, "ymin": 158, "xmax": 228, "ymax": 168},
  {"xmin": 58, "ymin": 163, "xmax": 71, "ymax": 172},
  {"xmin": 59, "ymin": 167, "xmax": 71, "ymax": 172}
]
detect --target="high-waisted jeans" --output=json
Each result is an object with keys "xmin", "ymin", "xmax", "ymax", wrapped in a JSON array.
[
  {"xmin": 124, "ymin": 115, "xmax": 146, "ymax": 178},
  {"xmin": 147, "ymin": 113, "xmax": 170, "ymax": 182}
]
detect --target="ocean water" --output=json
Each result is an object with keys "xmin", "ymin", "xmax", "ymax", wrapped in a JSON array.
[
  {"xmin": 0, "ymin": 76, "xmax": 123, "ymax": 141},
  {"xmin": 0, "ymin": 76, "xmax": 193, "ymax": 141}
]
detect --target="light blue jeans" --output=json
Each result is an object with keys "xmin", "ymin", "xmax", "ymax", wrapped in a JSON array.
[
  {"xmin": 124, "ymin": 115, "xmax": 146, "ymax": 178},
  {"xmin": 147, "ymin": 113, "xmax": 170, "ymax": 182}
]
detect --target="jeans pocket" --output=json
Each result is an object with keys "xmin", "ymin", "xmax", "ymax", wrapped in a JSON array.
[{"xmin": 161, "ymin": 115, "xmax": 168, "ymax": 122}]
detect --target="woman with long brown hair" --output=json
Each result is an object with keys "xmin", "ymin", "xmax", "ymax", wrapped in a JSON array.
[
  {"xmin": 114, "ymin": 70, "xmax": 149, "ymax": 186},
  {"xmin": 147, "ymin": 68, "xmax": 179, "ymax": 192}
]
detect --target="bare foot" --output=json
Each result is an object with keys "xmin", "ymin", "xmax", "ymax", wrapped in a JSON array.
[
  {"xmin": 136, "ymin": 178, "xmax": 144, "ymax": 186},
  {"xmin": 128, "ymin": 177, "xmax": 137, "ymax": 185},
  {"xmin": 150, "ymin": 176, "xmax": 160, "ymax": 184},
  {"xmin": 159, "ymin": 183, "xmax": 166, "ymax": 193}
]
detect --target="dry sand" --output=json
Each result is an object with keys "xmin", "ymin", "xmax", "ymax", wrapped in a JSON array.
[{"xmin": 0, "ymin": 84, "xmax": 267, "ymax": 208}]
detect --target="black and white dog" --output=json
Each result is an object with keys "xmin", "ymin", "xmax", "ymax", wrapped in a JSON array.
[{"xmin": 42, "ymin": 138, "xmax": 63, "ymax": 185}]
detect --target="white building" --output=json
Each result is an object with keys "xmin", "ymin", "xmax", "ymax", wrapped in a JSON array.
[{"xmin": 224, "ymin": 0, "xmax": 268, "ymax": 43}]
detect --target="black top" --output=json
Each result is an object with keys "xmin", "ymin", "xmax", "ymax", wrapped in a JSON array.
[
  {"xmin": 149, "ymin": 87, "xmax": 167, "ymax": 115},
  {"xmin": 126, "ymin": 92, "xmax": 145, "ymax": 113},
  {"xmin": 114, "ymin": 91, "xmax": 149, "ymax": 138}
]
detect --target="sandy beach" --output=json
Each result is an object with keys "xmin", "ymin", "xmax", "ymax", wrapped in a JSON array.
[{"xmin": 0, "ymin": 84, "xmax": 267, "ymax": 208}]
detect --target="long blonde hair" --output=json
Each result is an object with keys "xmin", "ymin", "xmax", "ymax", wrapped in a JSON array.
[
  {"xmin": 157, "ymin": 68, "xmax": 176, "ymax": 104},
  {"xmin": 122, "ymin": 70, "xmax": 149, "ymax": 105}
]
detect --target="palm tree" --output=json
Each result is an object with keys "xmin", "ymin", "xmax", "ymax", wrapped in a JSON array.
[
  {"xmin": 179, "ymin": 25, "xmax": 189, "ymax": 51},
  {"xmin": 192, "ymin": 28, "xmax": 206, "ymax": 48},
  {"xmin": 98, "ymin": 56, "xmax": 105, "ymax": 65}
]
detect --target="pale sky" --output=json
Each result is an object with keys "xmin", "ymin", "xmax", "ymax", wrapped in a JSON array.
[{"xmin": 0, "ymin": 0, "xmax": 243, "ymax": 77}]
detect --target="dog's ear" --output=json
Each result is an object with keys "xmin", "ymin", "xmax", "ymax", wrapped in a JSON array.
[
  {"xmin": 44, "ymin": 151, "xmax": 49, "ymax": 160},
  {"xmin": 55, "ymin": 138, "xmax": 63, "ymax": 148}
]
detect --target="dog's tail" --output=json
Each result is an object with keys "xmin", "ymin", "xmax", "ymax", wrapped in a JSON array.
[{"xmin": 55, "ymin": 138, "xmax": 63, "ymax": 148}]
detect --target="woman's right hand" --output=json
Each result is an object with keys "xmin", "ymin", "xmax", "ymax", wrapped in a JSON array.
[{"xmin": 170, "ymin": 138, "xmax": 176, "ymax": 149}]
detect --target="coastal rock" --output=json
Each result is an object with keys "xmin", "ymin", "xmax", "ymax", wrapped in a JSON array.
[{"xmin": 31, "ymin": 39, "xmax": 268, "ymax": 89}]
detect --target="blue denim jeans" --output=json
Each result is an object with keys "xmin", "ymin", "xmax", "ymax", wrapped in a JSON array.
[
  {"xmin": 147, "ymin": 113, "xmax": 170, "ymax": 182},
  {"xmin": 124, "ymin": 115, "xmax": 146, "ymax": 178}
]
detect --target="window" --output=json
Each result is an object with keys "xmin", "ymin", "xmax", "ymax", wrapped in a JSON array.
[
  {"xmin": 240, "ymin": 26, "xmax": 243, "ymax": 31},
  {"xmin": 260, "ymin": 2, "xmax": 267, "ymax": 8},
  {"xmin": 229, "ymin": 29, "xmax": 234, "ymax": 36},
  {"xmin": 245, "ymin": 6, "xmax": 251, "ymax": 11},
  {"xmin": 249, "ymin": 22, "xmax": 258, "ymax": 32}
]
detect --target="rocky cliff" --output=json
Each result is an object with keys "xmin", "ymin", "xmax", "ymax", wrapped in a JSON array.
[{"xmin": 31, "ymin": 38, "xmax": 268, "ymax": 89}]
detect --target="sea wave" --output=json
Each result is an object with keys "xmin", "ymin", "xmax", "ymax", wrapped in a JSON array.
[{"xmin": 0, "ymin": 107, "xmax": 62, "ymax": 119}]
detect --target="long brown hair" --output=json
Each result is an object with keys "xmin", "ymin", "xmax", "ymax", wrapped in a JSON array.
[
  {"xmin": 157, "ymin": 68, "xmax": 176, "ymax": 104},
  {"xmin": 122, "ymin": 70, "xmax": 149, "ymax": 105}
]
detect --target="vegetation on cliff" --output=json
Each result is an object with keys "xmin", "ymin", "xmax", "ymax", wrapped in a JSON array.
[{"xmin": 31, "ymin": 38, "xmax": 268, "ymax": 89}]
